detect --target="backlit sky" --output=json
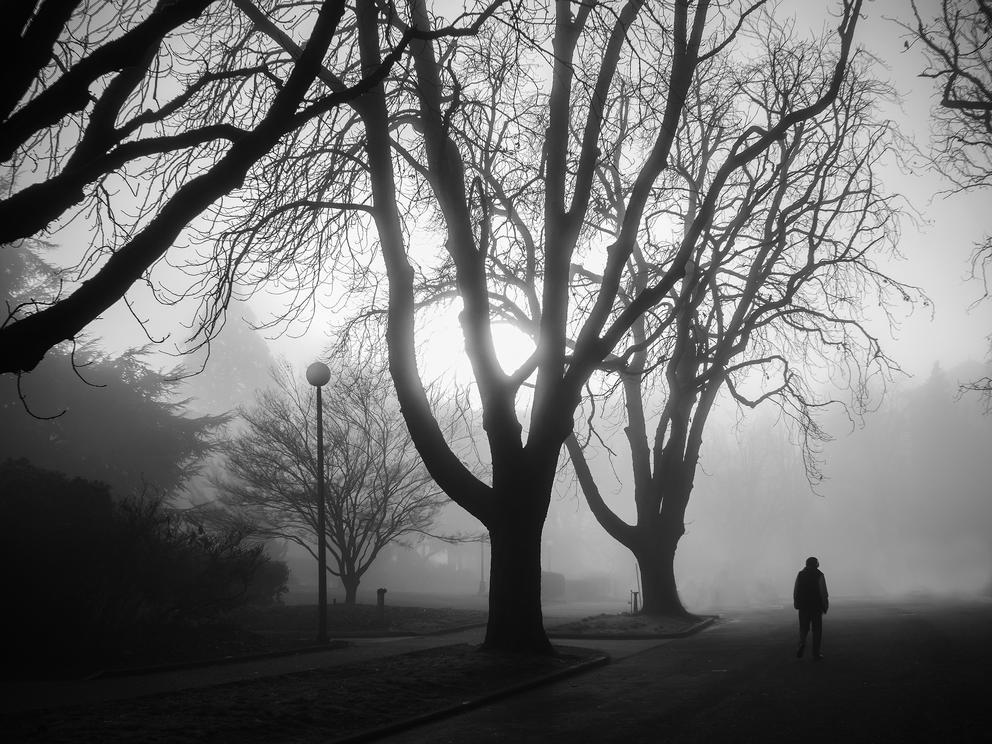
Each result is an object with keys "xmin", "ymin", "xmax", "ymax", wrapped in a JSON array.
[{"xmin": 59, "ymin": 1, "xmax": 989, "ymax": 387}]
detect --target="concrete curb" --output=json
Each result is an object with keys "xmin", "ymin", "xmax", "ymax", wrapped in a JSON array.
[
  {"xmin": 326, "ymin": 648, "xmax": 611, "ymax": 744},
  {"xmin": 322, "ymin": 617, "xmax": 717, "ymax": 743},
  {"xmin": 547, "ymin": 614, "xmax": 718, "ymax": 640}
]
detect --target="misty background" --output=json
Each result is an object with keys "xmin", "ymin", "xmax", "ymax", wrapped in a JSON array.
[
  {"xmin": 2, "ymin": 0, "xmax": 991, "ymax": 615},
  {"xmin": 4, "ymin": 298, "xmax": 990, "ymax": 612}
]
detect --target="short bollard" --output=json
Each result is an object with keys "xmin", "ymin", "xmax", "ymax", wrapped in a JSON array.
[{"xmin": 376, "ymin": 587, "xmax": 387, "ymax": 625}]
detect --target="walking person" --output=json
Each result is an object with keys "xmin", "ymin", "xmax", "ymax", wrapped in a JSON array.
[{"xmin": 794, "ymin": 556, "xmax": 828, "ymax": 660}]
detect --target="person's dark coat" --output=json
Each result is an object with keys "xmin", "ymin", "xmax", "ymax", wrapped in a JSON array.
[{"xmin": 793, "ymin": 566, "xmax": 829, "ymax": 613}]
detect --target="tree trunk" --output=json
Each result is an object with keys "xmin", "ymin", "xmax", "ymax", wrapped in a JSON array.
[
  {"xmin": 634, "ymin": 533, "xmax": 692, "ymax": 618},
  {"xmin": 342, "ymin": 573, "xmax": 359, "ymax": 605},
  {"xmin": 484, "ymin": 503, "xmax": 553, "ymax": 654}
]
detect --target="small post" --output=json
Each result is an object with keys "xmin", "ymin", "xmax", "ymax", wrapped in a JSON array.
[
  {"xmin": 376, "ymin": 588, "xmax": 387, "ymax": 626},
  {"xmin": 631, "ymin": 590, "xmax": 639, "ymax": 614}
]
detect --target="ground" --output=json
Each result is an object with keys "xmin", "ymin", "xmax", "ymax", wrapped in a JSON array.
[
  {"xmin": 2, "ymin": 603, "xmax": 697, "ymax": 743},
  {"xmin": 375, "ymin": 598, "xmax": 992, "ymax": 744},
  {"xmin": 4, "ymin": 644, "xmax": 602, "ymax": 743},
  {"xmin": 6, "ymin": 599, "xmax": 989, "ymax": 742}
]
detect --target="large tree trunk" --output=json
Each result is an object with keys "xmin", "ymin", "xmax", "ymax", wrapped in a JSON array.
[
  {"xmin": 483, "ymin": 485, "xmax": 553, "ymax": 654},
  {"xmin": 633, "ymin": 529, "xmax": 692, "ymax": 618}
]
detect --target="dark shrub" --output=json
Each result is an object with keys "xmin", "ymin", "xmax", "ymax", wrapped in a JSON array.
[{"xmin": 0, "ymin": 459, "xmax": 287, "ymax": 676}]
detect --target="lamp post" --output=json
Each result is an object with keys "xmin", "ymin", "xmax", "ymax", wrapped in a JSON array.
[{"xmin": 306, "ymin": 361, "xmax": 331, "ymax": 645}]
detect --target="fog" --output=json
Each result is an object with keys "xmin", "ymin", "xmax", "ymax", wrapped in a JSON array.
[
  {"xmin": 676, "ymin": 366, "xmax": 992, "ymax": 609},
  {"xmin": 3, "ymin": 0, "xmax": 991, "ymax": 618},
  {"xmin": 4, "ymin": 297, "xmax": 990, "ymax": 616},
  {"xmin": 243, "ymin": 356, "xmax": 992, "ymax": 613}
]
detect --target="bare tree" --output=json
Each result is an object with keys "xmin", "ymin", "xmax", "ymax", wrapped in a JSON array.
[
  {"xmin": 565, "ymin": 38, "xmax": 922, "ymax": 616},
  {"xmin": 344, "ymin": 0, "xmax": 867, "ymax": 651},
  {"xmin": 0, "ymin": 0, "xmax": 500, "ymax": 374},
  {"xmin": 215, "ymin": 358, "xmax": 445, "ymax": 604},
  {"xmin": 905, "ymin": 0, "xmax": 992, "ymax": 405}
]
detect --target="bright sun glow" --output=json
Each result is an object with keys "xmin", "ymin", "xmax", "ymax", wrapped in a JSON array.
[{"xmin": 419, "ymin": 311, "xmax": 537, "ymax": 386}]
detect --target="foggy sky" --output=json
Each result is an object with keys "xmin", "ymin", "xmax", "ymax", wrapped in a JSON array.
[{"xmin": 8, "ymin": 1, "xmax": 992, "ymax": 611}]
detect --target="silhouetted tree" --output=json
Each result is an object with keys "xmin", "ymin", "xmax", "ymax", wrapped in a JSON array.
[
  {"xmin": 343, "ymin": 0, "xmax": 865, "ymax": 649},
  {"xmin": 1, "ymin": 347, "xmax": 225, "ymax": 496},
  {"xmin": 564, "ymin": 38, "xmax": 919, "ymax": 616},
  {"xmin": 1, "ymin": 238, "xmax": 223, "ymax": 494},
  {"xmin": 905, "ymin": 0, "xmax": 992, "ymax": 406},
  {"xmin": 178, "ymin": 304, "xmax": 279, "ymax": 416},
  {"xmin": 0, "ymin": 236, "xmax": 58, "ymax": 314},
  {"xmin": 214, "ymin": 357, "xmax": 445, "ymax": 604}
]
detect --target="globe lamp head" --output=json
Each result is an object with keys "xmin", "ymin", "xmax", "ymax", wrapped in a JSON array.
[{"xmin": 306, "ymin": 361, "xmax": 331, "ymax": 387}]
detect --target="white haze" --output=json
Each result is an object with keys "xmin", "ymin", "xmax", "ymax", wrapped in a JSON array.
[
  {"xmin": 10, "ymin": 1, "xmax": 992, "ymax": 612},
  {"xmin": 344, "ymin": 364, "xmax": 992, "ymax": 612}
]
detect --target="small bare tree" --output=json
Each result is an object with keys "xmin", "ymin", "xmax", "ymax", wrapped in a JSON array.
[{"xmin": 215, "ymin": 358, "xmax": 445, "ymax": 604}]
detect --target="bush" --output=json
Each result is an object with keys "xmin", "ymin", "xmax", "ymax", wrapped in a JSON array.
[{"xmin": 0, "ymin": 459, "xmax": 288, "ymax": 675}]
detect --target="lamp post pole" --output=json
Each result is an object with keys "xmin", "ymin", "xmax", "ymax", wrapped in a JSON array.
[{"xmin": 306, "ymin": 361, "xmax": 331, "ymax": 645}]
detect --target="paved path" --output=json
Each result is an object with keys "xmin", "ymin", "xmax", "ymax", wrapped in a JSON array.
[
  {"xmin": 374, "ymin": 598, "xmax": 992, "ymax": 743},
  {"xmin": 0, "ymin": 629, "xmax": 484, "ymax": 714},
  {"xmin": 0, "ymin": 601, "xmax": 661, "ymax": 716},
  {"xmin": 0, "ymin": 620, "xmax": 662, "ymax": 715}
]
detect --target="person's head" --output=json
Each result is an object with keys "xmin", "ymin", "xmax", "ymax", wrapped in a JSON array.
[{"xmin": 805, "ymin": 556, "xmax": 819, "ymax": 569}]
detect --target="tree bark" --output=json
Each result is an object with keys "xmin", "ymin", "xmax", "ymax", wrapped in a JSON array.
[
  {"xmin": 341, "ymin": 573, "xmax": 359, "ymax": 605},
  {"xmin": 633, "ymin": 527, "xmax": 692, "ymax": 618},
  {"xmin": 484, "ymin": 498, "xmax": 553, "ymax": 654}
]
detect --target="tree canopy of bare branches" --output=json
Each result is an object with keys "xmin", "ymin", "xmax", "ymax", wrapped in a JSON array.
[
  {"xmin": 565, "ymin": 29, "xmax": 922, "ymax": 616},
  {"xmin": 300, "ymin": 0, "xmax": 863, "ymax": 651},
  {"xmin": 0, "ymin": 0, "xmax": 502, "ymax": 374}
]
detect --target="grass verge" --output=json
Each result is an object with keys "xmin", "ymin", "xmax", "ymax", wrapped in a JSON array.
[{"xmin": 5, "ymin": 643, "xmax": 605, "ymax": 744}]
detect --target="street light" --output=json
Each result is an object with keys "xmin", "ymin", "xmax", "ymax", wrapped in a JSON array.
[{"xmin": 306, "ymin": 361, "xmax": 331, "ymax": 645}]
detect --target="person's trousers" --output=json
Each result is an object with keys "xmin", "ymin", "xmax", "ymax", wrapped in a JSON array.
[{"xmin": 798, "ymin": 610, "xmax": 823, "ymax": 655}]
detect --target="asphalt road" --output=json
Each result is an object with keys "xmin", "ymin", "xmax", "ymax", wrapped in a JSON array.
[{"xmin": 376, "ymin": 598, "xmax": 992, "ymax": 744}]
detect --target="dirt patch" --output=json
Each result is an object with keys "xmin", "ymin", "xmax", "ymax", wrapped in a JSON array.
[{"xmin": 5, "ymin": 643, "xmax": 603, "ymax": 743}]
